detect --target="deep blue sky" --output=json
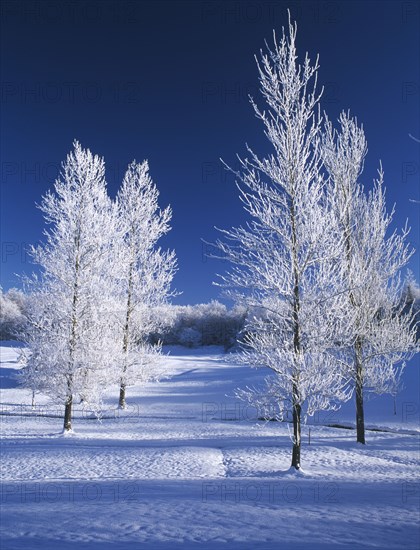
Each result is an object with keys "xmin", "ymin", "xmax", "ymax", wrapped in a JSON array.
[{"xmin": 1, "ymin": 0, "xmax": 419, "ymax": 305}]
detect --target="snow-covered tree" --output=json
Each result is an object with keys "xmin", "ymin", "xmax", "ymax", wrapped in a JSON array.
[
  {"xmin": 215, "ymin": 18, "xmax": 351, "ymax": 470},
  {"xmin": 0, "ymin": 287, "xmax": 26, "ymax": 339},
  {"xmin": 402, "ymin": 271, "xmax": 420, "ymax": 307},
  {"xmin": 401, "ymin": 272, "xmax": 420, "ymax": 342},
  {"xmin": 115, "ymin": 160, "xmax": 176, "ymax": 408},
  {"xmin": 178, "ymin": 326, "xmax": 202, "ymax": 348},
  {"xmin": 22, "ymin": 141, "xmax": 119, "ymax": 432},
  {"xmin": 321, "ymin": 112, "xmax": 419, "ymax": 443}
]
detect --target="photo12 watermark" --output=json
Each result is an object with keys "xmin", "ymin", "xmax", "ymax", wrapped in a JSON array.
[
  {"xmin": 202, "ymin": 401, "xmax": 342, "ymax": 426},
  {"xmin": 402, "ymin": 81, "xmax": 419, "ymax": 104},
  {"xmin": 1, "ymin": 161, "xmax": 60, "ymax": 186},
  {"xmin": 0, "ymin": 0, "xmax": 139, "ymax": 25},
  {"xmin": 201, "ymin": 81, "xmax": 258, "ymax": 105},
  {"xmin": 202, "ymin": 481, "xmax": 340, "ymax": 504},
  {"xmin": 0, "ymin": 481, "xmax": 141, "ymax": 504},
  {"xmin": 201, "ymin": 159, "xmax": 242, "ymax": 185},
  {"xmin": 401, "ymin": 481, "xmax": 420, "ymax": 505},
  {"xmin": 0, "ymin": 81, "xmax": 142, "ymax": 105},
  {"xmin": 200, "ymin": 1, "xmax": 343, "ymax": 26},
  {"xmin": 401, "ymin": 1, "xmax": 420, "ymax": 23},
  {"xmin": 401, "ymin": 401, "xmax": 419, "ymax": 423},
  {"xmin": 402, "ymin": 161, "xmax": 419, "ymax": 184},
  {"xmin": 1, "ymin": 159, "xmax": 130, "ymax": 188},
  {"xmin": 1, "ymin": 242, "xmax": 31, "ymax": 265},
  {"xmin": 0, "ymin": 402, "xmax": 142, "ymax": 424}
]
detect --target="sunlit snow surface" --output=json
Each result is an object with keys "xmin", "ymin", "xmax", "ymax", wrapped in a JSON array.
[{"xmin": 0, "ymin": 343, "xmax": 419, "ymax": 549}]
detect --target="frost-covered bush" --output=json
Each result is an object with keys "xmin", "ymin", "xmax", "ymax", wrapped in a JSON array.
[
  {"xmin": 150, "ymin": 301, "xmax": 246, "ymax": 349},
  {"xmin": 178, "ymin": 327, "xmax": 202, "ymax": 348}
]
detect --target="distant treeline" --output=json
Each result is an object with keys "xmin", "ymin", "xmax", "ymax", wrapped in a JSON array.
[
  {"xmin": 0, "ymin": 289, "xmax": 247, "ymax": 348},
  {"xmin": 149, "ymin": 301, "xmax": 247, "ymax": 349},
  {"xmin": 1, "ymin": 285, "xmax": 418, "ymax": 346}
]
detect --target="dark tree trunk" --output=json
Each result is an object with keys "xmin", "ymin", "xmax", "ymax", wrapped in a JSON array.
[
  {"xmin": 64, "ymin": 395, "xmax": 73, "ymax": 431},
  {"xmin": 118, "ymin": 383, "xmax": 126, "ymax": 409},
  {"xmin": 355, "ymin": 338, "xmax": 365, "ymax": 444},
  {"xmin": 290, "ymin": 196, "xmax": 302, "ymax": 470},
  {"xmin": 355, "ymin": 370, "xmax": 365, "ymax": 444},
  {"xmin": 291, "ymin": 398, "xmax": 301, "ymax": 469},
  {"xmin": 340, "ymin": 200, "xmax": 365, "ymax": 444},
  {"xmin": 66, "ymin": 230, "xmax": 80, "ymax": 432},
  {"xmin": 119, "ymin": 260, "xmax": 133, "ymax": 409}
]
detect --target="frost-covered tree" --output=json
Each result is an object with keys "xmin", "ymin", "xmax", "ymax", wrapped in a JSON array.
[
  {"xmin": 116, "ymin": 160, "xmax": 176, "ymax": 408},
  {"xmin": 215, "ymin": 18, "xmax": 351, "ymax": 470},
  {"xmin": 402, "ymin": 271, "xmax": 420, "ymax": 306},
  {"xmin": 22, "ymin": 141, "xmax": 119, "ymax": 432},
  {"xmin": 401, "ymin": 272, "xmax": 420, "ymax": 342},
  {"xmin": 321, "ymin": 112, "xmax": 419, "ymax": 443},
  {"xmin": 0, "ymin": 287, "xmax": 26, "ymax": 339}
]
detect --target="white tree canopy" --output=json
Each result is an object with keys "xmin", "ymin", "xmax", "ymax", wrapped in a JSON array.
[
  {"xmin": 115, "ymin": 160, "xmax": 177, "ymax": 407},
  {"xmin": 21, "ymin": 141, "xmax": 120, "ymax": 429},
  {"xmin": 214, "ymin": 16, "xmax": 353, "ymax": 469}
]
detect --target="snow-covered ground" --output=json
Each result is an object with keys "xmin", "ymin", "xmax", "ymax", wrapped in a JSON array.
[{"xmin": 0, "ymin": 342, "xmax": 419, "ymax": 549}]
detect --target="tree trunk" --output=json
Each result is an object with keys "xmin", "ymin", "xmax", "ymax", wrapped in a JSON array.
[
  {"xmin": 118, "ymin": 382, "xmax": 126, "ymax": 409},
  {"xmin": 66, "ymin": 230, "xmax": 80, "ymax": 430},
  {"xmin": 64, "ymin": 395, "xmax": 72, "ymax": 431},
  {"xmin": 341, "ymin": 200, "xmax": 366, "ymax": 444},
  {"xmin": 291, "ymin": 399, "xmax": 301, "ymax": 469},
  {"xmin": 290, "ymin": 196, "xmax": 302, "ymax": 470},
  {"xmin": 355, "ymin": 373, "xmax": 365, "ymax": 444},
  {"xmin": 355, "ymin": 339, "xmax": 365, "ymax": 444},
  {"xmin": 119, "ymin": 259, "xmax": 134, "ymax": 409}
]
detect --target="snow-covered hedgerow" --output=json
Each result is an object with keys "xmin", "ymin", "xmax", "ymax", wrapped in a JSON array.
[{"xmin": 149, "ymin": 301, "xmax": 247, "ymax": 349}]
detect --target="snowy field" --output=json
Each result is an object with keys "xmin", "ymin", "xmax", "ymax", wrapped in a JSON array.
[{"xmin": 0, "ymin": 342, "xmax": 419, "ymax": 550}]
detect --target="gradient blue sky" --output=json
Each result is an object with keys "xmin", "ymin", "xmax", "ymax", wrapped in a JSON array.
[{"xmin": 1, "ymin": 0, "xmax": 419, "ymax": 305}]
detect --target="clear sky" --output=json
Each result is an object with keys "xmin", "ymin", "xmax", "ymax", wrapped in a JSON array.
[{"xmin": 1, "ymin": 0, "xmax": 419, "ymax": 305}]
